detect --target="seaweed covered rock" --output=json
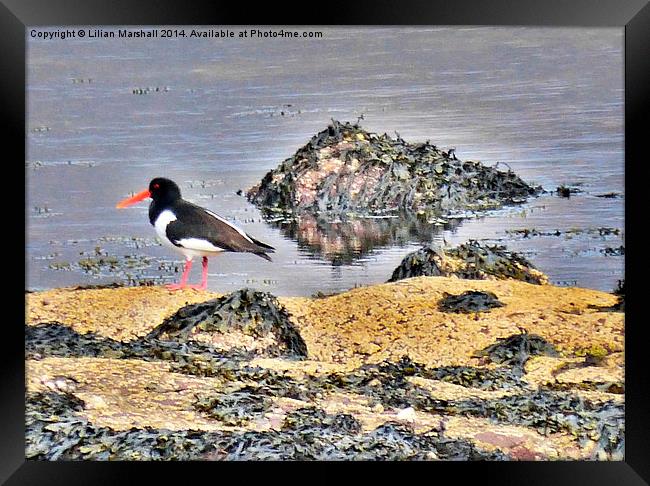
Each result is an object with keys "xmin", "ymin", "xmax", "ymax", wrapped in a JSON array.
[
  {"xmin": 146, "ymin": 289, "xmax": 308, "ymax": 358},
  {"xmin": 247, "ymin": 120, "xmax": 542, "ymax": 219},
  {"xmin": 194, "ymin": 388, "xmax": 274, "ymax": 426},
  {"xmin": 26, "ymin": 390, "xmax": 227, "ymax": 461},
  {"xmin": 474, "ymin": 332, "xmax": 559, "ymax": 370},
  {"xmin": 26, "ymin": 322, "xmax": 129, "ymax": 360},
  {"xmin": 425, "ymin": 365, "xmax": 524, "ymax": 390},
  {"xmin": 26, "ymin": 321, "xmax": 255, "ymax": 364},
  {"xmin": 450, "ymin": 390, "xmax": 624, "ymax": 459},
  {"xmin": 26, "ymin": 354, "xmax": 623, "ymax": 460},
  {"xmin": 438, "ymin": 290, "xmax": 504, "ymax": 313},
  {"xmin": 26, "ymin": 390, "xmax": 508, "ymax": 461},
  {"xmin": 25, "ymin": 281, "xmax": 624, "ymax": 461},
  {"xmin": 389, "ymin": 240, "xmax": 548, "ymax": 284},
  {"xmin": 612, "ymin": 279, "xmax": 625, "ymax": 311},
  {"xmin": 282, "ymin": 407, "xmax": 363, "ymax": 435},
  {"xmin": 267, "ymin": 409, "xmax": 508, "ymax": 461}
]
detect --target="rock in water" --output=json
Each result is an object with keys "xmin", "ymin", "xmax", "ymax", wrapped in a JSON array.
[
  {"xmin": 389, "ymin": 240, "xmax": 548, "ymax": 284},
  {"xmin": 247, "ymin": 120, "xmax": 542, "ymax": 219}
]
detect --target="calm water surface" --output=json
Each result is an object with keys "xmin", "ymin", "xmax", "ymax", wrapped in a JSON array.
[{"xmin": 26, "ymin": 27, "xmax": 625, "ymax": 296}]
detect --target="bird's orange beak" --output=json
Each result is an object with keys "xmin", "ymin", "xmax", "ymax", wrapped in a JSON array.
[{"xmin": 116, "ymin": 189, "xmax": 151, "ymax": 208}]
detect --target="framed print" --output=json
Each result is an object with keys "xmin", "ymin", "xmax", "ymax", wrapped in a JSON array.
[{"xmin": 4, "ymin": 0, "xmax": 648, "ymax": 482}]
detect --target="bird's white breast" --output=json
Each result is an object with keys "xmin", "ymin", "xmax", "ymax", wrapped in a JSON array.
[{"xmin": 154, "ymin": 210, "xmax": 179, "ymax": 250}]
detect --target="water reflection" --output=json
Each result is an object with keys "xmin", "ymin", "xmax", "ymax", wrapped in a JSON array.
[
  {"xmin": 270, "ymin": 212, "xmax": 464, "ymax": 264},
  {"xmin": 27, "ymin": 27, "xmax": 624, "ymax": 293}
]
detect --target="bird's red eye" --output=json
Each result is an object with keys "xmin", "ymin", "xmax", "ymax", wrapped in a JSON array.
[{"xmin": 153, "ymin": 183, "xmax": 160, "ymax": 189}]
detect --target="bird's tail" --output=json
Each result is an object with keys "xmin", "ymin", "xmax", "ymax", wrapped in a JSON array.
[
  {"xmin": 248, "ymin": 235, "xmax": 275, "ymax": 252},
  {"xmin": 254, "ymin": 252, "xmax": 273, "ymax": 262}
]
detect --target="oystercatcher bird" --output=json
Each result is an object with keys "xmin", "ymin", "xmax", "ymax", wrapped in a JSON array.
[{"xmin": 116, "ymin": 177, "xmax": 274, "ymax": 290}]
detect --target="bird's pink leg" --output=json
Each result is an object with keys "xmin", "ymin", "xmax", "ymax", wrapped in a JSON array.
[
  {"xmin": 200, "ymin": 256, "xmax": 209, "ymax": 289},
  {"xmin": 186, "ymin": 256, "xmax": 209, "ymax": 290},
  {"xmin": 166, "ymin": 259, "xmax": 193, "ymax": 291}
]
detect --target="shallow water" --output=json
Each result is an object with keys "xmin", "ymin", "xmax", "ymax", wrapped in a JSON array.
[{"xmin": 26, "ymin": 26, "xmax": 624, "ymax": 296}]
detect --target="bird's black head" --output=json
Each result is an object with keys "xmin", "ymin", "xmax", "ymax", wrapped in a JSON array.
[
  {"xmin": 149, "ymin": 177, "xmax": 181, "ymax": 203},
  {"xmin": 116, "ymin": 177, "xmax": 182, "ymax": 210}
]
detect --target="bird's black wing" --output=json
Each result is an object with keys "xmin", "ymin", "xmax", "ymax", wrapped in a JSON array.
[{"xmin": 166, "ymin": 201, "xmax": 275, "ymax": 259}]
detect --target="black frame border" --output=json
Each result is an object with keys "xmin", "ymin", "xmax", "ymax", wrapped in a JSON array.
[{"xmin": 5, "ymin": 0, "xmax": 648, "ymax": 483}]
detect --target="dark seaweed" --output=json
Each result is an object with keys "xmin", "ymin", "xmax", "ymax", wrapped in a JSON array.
[
  {"xmin": 389, "ymin": 240, "xmax": 546, "ymax": 284},
  {"xmin": 146, "ymin": 288, "xmax": 308, "ymax": 358},
  {"xmin": 388, "ymin": 245, "xmax": 444, "ymax": 282},
  {"xmin": 26, "ymin": 391, "xmax": 508, "ymax": 461},
  {"xmin": 26, "ymin": 322, "xmax": 257, "ymax": 363},
  {"xmin": 474, "ymin": 332, "xmax": 559, "ymax": 372},
  {"xmin": 194, "ymin": 388, "xmax": 274, "ymax": 426},
  {"xmin": 438, "ymin": 290, "xmax": 504, "ymax": 313},
  {"xmin": 26, "ymin": 320, "xmax": 621, "ymax": 460},
  {"xmin": 505, "ymin": 227, "xmax": 621, "ymax": 238},
  {"xmin": 556, "ymin": 185, "xmax": 582, "ymax": 198},
  {"xmin": 601, "ymin": 246, "xmax": 625, "ymax": 257},
  {"xmin": 27, "ymin": 367, "xmax": 623, "ymax": 461},
  {"xmin": 594, "ymin": 192, "xmax": 622, "ymax": 199},
  {"xmin": 450, "ymin": 392, "xmax": 624, "ymax": 459},
  {"xmin": 613, "ymin": 279, "xmax": 625, "ymax": 311},
  {"xmin": 425, "ymin": 366, "xmax": 524, "ymax": 390}
]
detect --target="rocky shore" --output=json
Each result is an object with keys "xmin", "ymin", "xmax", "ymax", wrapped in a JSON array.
[
  {"xmin": 25, "ymin": 123, "xmax": 622, "ymax": 461},
  {"xmin": 26, "ymin": 272, "xmax": 624, "ymax": 461}
]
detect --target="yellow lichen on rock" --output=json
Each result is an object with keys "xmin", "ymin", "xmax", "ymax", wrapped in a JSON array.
[
  {"xmin": 281, "ymin": 277, "xmax": 623, "ymax": 368},
  {"xmin": 26, "ymin": 277, "xmax": 623, "ymax": 369},
  {"xmin": 28, "ymin": 357, "xmax": 234, "ymax": 432},
  {"xmin": 27, "ymin": 286, "xmax": 222, "ymax": 341}
]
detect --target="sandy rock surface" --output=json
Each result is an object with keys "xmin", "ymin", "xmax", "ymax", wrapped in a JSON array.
[{"xmin": 25, "ymin": 277, "xmax": 624, "ymax": 461}]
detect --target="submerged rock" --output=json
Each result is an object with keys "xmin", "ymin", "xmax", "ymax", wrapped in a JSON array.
[
  {"xmin": 389, "ymin": 240, "xmax": 548, "ymax": 284},
  {"xmin": 247, "ymin": 120, "xmax": 541, "ymax": 219},
  {"xmin": 555, "ymin": 185, "xmax": 582, "ymax": 198}
]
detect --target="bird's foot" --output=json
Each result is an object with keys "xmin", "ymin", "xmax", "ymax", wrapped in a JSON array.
[
  {"xmin": 165, "ymin": 283, "xmax": 187, "ymax": 291},
  {"xmin": 185, "ymin": 283, "xmax": 208, "ymax": 291},
  {"xmin": 165, "ymin": 283, "xmax": 207, "ymax": 291}
]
